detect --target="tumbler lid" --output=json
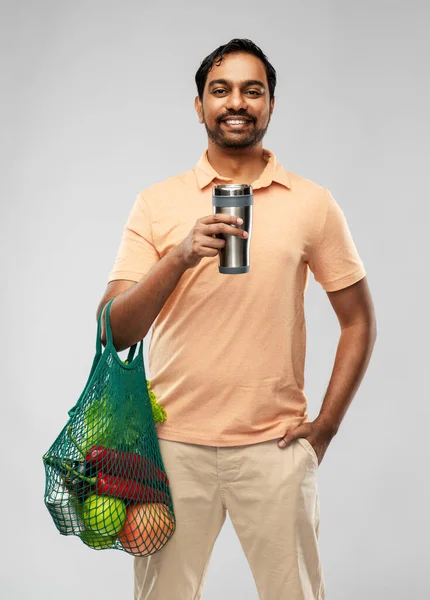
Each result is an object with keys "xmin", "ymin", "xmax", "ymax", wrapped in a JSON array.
[{"xmin": 212, "ymin": 184, "xmax": 253, "ymax": 197}]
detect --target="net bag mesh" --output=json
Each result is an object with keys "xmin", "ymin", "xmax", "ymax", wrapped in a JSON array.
[{"xmin": 42, "ymin": 298, "xmax": 176, "ymax": 556}]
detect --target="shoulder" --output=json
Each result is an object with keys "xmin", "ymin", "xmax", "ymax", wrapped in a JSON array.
[
  {"xmin": 283, "ymin": 169, "xmax": 332, "ymax": 215},
  {"xmin": 137, "ymin": 169, "xmax": 196, "ymax": 204},
  {"xmin": 288, "ymin": 170, "xmax": 329, "ymax": 198}
]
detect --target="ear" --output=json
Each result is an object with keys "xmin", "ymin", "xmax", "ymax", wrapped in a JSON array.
[
  {"xmin": 194, "ymin": 95, "xmax": 204, "ymax": 124},
  {"xmin": 269, "ymin": 96, "xmax": 275, "ymax": 116}
]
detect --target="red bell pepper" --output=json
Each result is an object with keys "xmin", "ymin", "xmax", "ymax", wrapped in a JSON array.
[
  {"xmin": 62, "ymin": 462, "xmax": 170, "ymax": 504},
  {"xmin": 86, "ymin": 446, "xmax": 169, "ymax": 485},
  {"xmin": 68, "ymin": 427, "xmax": 169, "ymax": 485},
  {"xmin": 95, "ymin": 472, "xmax": 169, "ymax": 504}
]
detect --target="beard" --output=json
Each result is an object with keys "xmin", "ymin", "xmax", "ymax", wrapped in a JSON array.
[{"xmin": 202, "ymin": 111, "xmax": 271, "ymax": 150}]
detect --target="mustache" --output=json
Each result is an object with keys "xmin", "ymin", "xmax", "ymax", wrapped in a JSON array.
[{"xmin": 217, "ymin": 112, "xmax": 255, "ymax": 124}]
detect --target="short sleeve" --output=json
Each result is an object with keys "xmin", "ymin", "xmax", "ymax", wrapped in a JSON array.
[
  {"xmin": 107, "ymin": 192, "xmax": 160, "ymax": 283},
  {"xmin": 308, "ymin": 190, "xmax": 366, "ymax": 292}
]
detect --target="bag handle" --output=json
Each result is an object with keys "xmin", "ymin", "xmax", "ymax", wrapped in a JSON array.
[
  {"xmin": 68, "ymin": 299, "xmax": 141, "ymax": 419},
  {"xmin": 96, "ymin": 298, "xmax": 139, "ymax": 363}
]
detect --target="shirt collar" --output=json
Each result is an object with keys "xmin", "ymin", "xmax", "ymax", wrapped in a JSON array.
[{"xmin": 194, "ymin": 148, "xmax": 291, "ymax": 191}]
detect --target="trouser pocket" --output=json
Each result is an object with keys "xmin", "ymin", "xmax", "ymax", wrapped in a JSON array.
[{"xmin": 297, "ymin": 438, "xmax": 319, "ymax": 467}]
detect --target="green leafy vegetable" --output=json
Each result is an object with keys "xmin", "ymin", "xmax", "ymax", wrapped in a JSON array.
[
  {"xmin": 121, "ymin": 362, "xmax": 167, "ymax": 424},
  {"xmin": 146, "ymin": 380, "xmax": 167, "ymax": 423},
  {"xmin": 81, "ymin": 392, "xmax": 113, "ymax": 453}
]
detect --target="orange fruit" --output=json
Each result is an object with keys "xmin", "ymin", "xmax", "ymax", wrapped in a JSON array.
[{"xmin": 118, "ymin": 502, "xmax": 175, "ymax": 556}]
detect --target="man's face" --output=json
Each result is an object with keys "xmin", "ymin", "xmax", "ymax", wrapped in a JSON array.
[{"xmin": 195, "ymin": 52, "xmax": 274, "ymax": 150}]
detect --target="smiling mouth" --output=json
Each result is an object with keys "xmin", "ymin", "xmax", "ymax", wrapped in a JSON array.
[{"xmin": 221, "ymin": 119, "xmax": 253, "ymax": 129}]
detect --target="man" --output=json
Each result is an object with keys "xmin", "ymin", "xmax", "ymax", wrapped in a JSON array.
[{"xmin": 97, "ymin": 38, "xmax": 376, "ymax": 600}]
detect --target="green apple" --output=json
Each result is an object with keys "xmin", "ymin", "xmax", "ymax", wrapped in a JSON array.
[
  {"xmin": 82, "ymin": 495, "xmax": 126, "ymax": 536},
  {"xmin": 79, "ymin": 530, "xmax": 117, "ymax": 549},
  {"xmin": 80, "ymin": 422, "xmax": 109, "ymax": 454}
]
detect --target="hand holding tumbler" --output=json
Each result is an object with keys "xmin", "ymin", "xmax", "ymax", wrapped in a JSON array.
[{"xmin": 212, "ymin": 184, "xmax": 253, "ymax": 274}]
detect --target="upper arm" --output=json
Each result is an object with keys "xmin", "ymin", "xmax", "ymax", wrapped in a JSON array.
[
  {"xmin": 307, "ymin": 189, "xmax": 366, "ymax": 293},
  {"xmin": 326, "ymin": 276, "xmax": 376, "ymax": 332},
  {"xmin": 96, "ymin": 279, "xmax": 137, "ymax": 343},
  {"xmin": 107, "ymin": 192, "xmax": 160, "ymax": 284}
]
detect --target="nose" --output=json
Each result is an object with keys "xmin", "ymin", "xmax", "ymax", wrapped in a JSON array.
[{"xmin": 225, "ymin": 88, "xmax": 248, "ymax": 112}]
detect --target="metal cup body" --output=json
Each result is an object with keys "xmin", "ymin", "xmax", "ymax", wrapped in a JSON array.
[{"xmin": 212, "ymin": 184, "xmax": 253, "ymax": 274}]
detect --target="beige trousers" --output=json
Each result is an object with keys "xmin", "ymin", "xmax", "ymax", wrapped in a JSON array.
[{"xmin": 134, "ymin": 437, "xmax": 325, "ymax": 600}]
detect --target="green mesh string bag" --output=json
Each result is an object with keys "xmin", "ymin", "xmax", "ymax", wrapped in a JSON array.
[{"xmin": 42, "ymin": 298, "xmax": 176, "ymax": 556}]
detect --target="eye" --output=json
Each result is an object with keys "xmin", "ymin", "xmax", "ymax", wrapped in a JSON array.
[
  {"xmin": 247, "ymin": 90, "xmax": 262, "ymax": 96},
  {"xmin": 213, "ymin": 89, "xmax": 227, "ymax": 95}
]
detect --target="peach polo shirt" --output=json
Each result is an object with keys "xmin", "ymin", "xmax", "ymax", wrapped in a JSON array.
[{"xmin": 107, "ymin": 148, "xmax": 366, "ymax": 446}]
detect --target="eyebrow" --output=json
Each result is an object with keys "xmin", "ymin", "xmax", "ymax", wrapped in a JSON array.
[{"xmin": 208, "ymin": 78, "xmax": 266, "ymax": 89}]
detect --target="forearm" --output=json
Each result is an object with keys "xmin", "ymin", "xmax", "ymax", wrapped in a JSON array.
[
  {"xmin": 315, "ymin": 321, "xmax": 377, "ymax": 435},
  {"xmin": 102, "ymin": 247, "xmax": 189, "ymax": 352}
]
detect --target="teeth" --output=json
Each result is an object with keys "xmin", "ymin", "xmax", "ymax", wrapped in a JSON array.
[{"xmin": 224, "ymin": 120, "xmax": 249, "ymax": 124}]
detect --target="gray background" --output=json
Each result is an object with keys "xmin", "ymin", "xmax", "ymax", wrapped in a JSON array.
[{"xmin": 1, "ymin": 0, "xmax": 428, "ymax": 598}]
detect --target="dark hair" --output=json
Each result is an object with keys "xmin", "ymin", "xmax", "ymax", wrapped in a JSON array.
[{"xmin": 195, "ymin": 38, "xmax": 276, "ymax": 101}]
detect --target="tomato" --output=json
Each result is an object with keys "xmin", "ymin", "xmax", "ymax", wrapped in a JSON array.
[{"xmin": 118, "ymin": 502, "xmax": 175, "ymax": 556}]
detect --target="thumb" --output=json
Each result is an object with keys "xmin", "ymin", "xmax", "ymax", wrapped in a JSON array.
[{"xmin": 278, "ymin": 427, "xmax": 307, "ymax": 448}]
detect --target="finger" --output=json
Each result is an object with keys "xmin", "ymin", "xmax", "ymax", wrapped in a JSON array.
[
  {"xmin": 201, "ymin": 236, "xmax": 226, "ymax": 249},
  {"xmin": 200, "ymin": 214, "xmax": 244, "ymax": 226},
  {"xmin": 278, "ymin": 428, "xmax": 307, "ymax": 449},
  {"xmin": 278, "ymin": 436, "xmax": 290, "ymax": 449},
  {"xmin": 205, "ymin": 222, "xmax": 248, "ymax": 238}
]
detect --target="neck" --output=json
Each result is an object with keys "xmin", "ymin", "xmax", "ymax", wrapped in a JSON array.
[{"xmin": 206, "ymin": 141, "xmax": 268, "ymax": 185}]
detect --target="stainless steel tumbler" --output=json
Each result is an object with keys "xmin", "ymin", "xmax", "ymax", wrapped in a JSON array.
[{"xmin": 212, "ymin": 184, "xmax": 253, "ymax": 274}]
